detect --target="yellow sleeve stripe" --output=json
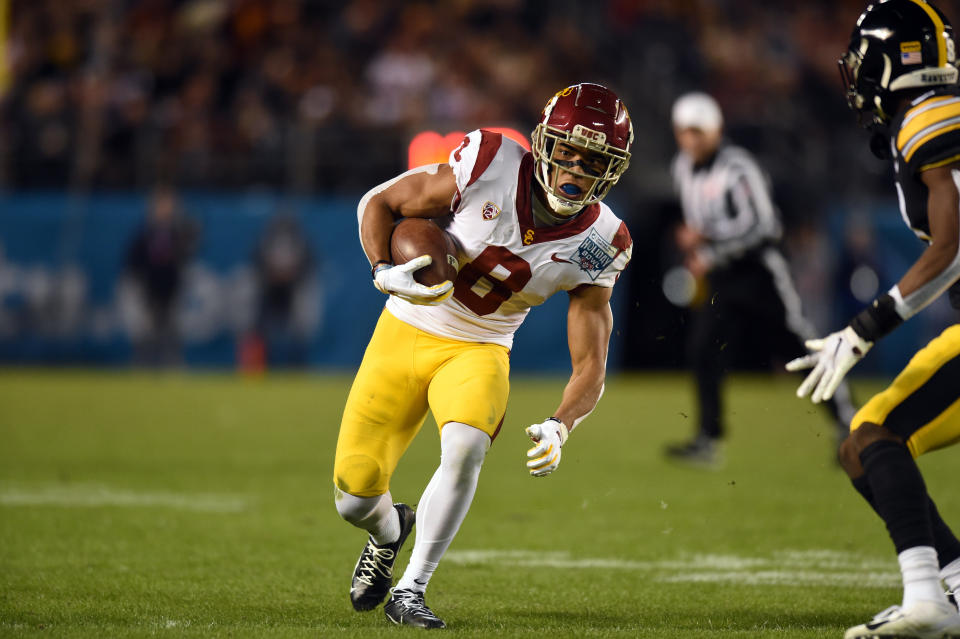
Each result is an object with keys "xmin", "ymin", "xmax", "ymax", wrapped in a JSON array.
[
  {"xmin": 897, "ymin": 101, "xmax": 960, "ymax": 161},
  {"xmin": 901, "ymin": 96, "xmax": 959, "ymax": 128},
  {"xmin": 907, "ymin": 0, "xmax": 947, "ymax": 66},
  {"xmin": 904, "ymin": 122, "xmax": 960, "ymax": 163},
  {"xmin": 918, "ymin": 152, "xmax": 960, "ymax": 172},
  {"xmin": 898, "ymin": 98, "xmax": 960, "ymax": 150}
]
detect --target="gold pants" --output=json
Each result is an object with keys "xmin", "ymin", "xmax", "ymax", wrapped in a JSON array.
[
  {"xmin": 851, "ymin": 324, "xmax": 960, "ymax": 457},
  {"xmin": 333, "ymin": 309, "xmax": 510, "ymax": 497}
]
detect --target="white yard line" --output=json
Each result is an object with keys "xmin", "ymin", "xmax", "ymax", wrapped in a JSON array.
[
  {"xmin": 0, "ymin": 482, "xmax": 249, "ymax": 513},
  {"xmin": 444, "ymin": 549, "xmax": 901, "ymax": 588},
  {"xmin": 659, "ymin": 570, "xmax": 900, "ymax": 587}
]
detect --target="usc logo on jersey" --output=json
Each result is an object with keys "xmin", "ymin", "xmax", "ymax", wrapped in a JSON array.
[
  {"xmin": 481, "ymin": 201, "xmax": 501, "ymax": 220},
  {"xmin": 523, "ymin": 229, "xmax": 535, "ymax": 245}
]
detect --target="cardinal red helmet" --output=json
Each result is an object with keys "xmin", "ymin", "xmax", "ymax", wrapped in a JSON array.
[{"xmin": 531, "ymin": 83, "xmax": 633, "ymax": 213}]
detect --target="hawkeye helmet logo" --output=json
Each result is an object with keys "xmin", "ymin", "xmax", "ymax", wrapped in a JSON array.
[
  {"xmin": 568, "ymin": 229, "xmax": 617, "ymax": 280},
  {"xmin": 481, "ymin": 201, "xmax": 501, "ymax": 220}
]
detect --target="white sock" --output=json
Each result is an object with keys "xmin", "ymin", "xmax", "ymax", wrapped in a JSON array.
[
  {"xmin": 942, "ymin": 557, "xmax": 960, "ymax": 594},
  {"xmin": 398, "ymin": 468, "xmax": 443, "ymax": 590},
  {"xmin": 334, "ymin": 489, "xmax": 401, "ymax": 545},
  {"xmin": 900, "ymin": 546, "xmax": 948, "ymax": 608},
  {"xmin": 395, "ymin": 422, "xmax": 489, "ymax": 594}
]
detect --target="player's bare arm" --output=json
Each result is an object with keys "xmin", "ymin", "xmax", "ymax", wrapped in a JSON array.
[
  {"xmin": 555, "ymin": 283, "xmax": 613, "ymax": 429},
  {"xmin": 897, "ymin": 162, "xmax": 960, "ymax": 299},
  {"xmin": 525, "ymin": 283, "xmax": 613, "ymax": 478},
  {"xmin": 358, "ymin": 163, "xmax": 458, "ymax": 266}
]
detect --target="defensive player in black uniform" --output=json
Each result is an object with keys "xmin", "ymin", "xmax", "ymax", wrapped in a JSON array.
[{"xmin": 789, "ymin": 1, "xmax": 960, "ymax": 637}]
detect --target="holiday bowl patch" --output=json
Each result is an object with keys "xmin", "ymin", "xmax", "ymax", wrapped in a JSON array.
[{"xmin": 570, "ymin": 229, "xmax": 617, "ymax": 280}]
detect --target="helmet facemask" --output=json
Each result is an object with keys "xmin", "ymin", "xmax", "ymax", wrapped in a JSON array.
[
  {"xmin": 839, "ymin": 39, "xmax": 894, "ymax": 129},
  {"xmin": 531, "ymin": 122, "xmax": 631, "ymax": 217}
]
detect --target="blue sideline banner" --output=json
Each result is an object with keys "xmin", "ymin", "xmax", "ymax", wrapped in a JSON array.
[{"xmin": 0, "ymin": 192, "xmax": 628, "ymax": 371}]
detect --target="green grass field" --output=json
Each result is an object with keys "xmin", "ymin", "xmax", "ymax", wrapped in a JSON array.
[{"xmin": 1, "ymin": 370, "xmax": 957, "ymax": 638}]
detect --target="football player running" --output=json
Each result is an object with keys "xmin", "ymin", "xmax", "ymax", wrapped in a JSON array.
[
  {"xmin": 333, "ymin": 83, "xmax": 633, "ymax": 629},
  {"xmin": 789, "ymin": 1, "xmax": 960, "ymax": 637}
]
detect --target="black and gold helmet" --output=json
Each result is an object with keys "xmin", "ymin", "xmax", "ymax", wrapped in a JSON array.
[{"xmin": 840, "ymin": 0, "xmax": 958, "ymax": 127}]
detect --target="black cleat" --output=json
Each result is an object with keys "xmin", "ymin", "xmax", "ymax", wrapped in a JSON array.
[
  {"xmin": 349, "ymin": 503, "xmax": 415, "ymax": 612},
  {"xmin": 384, "ymin": 588, "xmax": 446, "ymax": 629},
  {"xmin": 664, "ymin": 435, "xmax": 722, "ymax": 468}
]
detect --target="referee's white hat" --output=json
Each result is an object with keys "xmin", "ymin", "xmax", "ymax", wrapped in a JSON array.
[{"xmin": 671, "ymin": 92, "xmax": 724, "ymax": 132}]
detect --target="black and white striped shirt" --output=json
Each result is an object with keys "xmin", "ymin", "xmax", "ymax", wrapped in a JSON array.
[{"xmin": 671, "ymin": 143, "xmax": 782, "ymax": 267}]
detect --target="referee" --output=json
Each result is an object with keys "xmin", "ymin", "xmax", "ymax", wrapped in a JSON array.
[{"xmin": 665, "ymin": 92, "xmax": 855, "ymax": 466}]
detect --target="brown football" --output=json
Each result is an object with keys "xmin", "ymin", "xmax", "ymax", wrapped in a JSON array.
[{"xmin": 390, "ymin": 217, "xmax": 459, "ymax": 286}]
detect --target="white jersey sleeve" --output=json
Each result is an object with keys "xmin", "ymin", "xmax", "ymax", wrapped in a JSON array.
[
  {"xmin": 447, "ymin": 129, "xmax": 518, "ymax": 203},
  {"xmin": 450, "ymin": 130, "xmax": 484, "ymax": 192}
]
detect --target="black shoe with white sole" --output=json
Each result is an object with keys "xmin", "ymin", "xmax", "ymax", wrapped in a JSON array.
[
  {"xmin": 384, "ymin": 588, "xmax": 446, "ymax": 629},
  {"xmin": 349, "ymin": 503, "xmax": 415, "ymax": 612}
]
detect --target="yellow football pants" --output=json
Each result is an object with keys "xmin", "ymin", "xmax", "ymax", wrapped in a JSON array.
[
  {"xmin": 851, "ymin": 324, "xmax": 960, "ymax": 457},
  {"xmin": 333, "ymin": 309, "xmax": 510, "ymax": 497}
]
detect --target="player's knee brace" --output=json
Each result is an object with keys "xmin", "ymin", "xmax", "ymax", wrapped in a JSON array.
[{"xmin": 333, "ymin": 454, "xmax": 385, "ymax": 498}]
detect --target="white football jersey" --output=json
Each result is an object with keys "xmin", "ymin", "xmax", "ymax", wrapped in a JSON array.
[{"xmin": 386, "ymin": 129, "xmax": 632, "ymax": 349}]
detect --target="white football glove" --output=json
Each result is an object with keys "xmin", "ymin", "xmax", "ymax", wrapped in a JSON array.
[
  {"xmin": 525, "ymin": 418, "xmax": 569, "ymax": 478},
  {"xmin": 786, "ymin": 326, "xmax": 872, "ymax": 403},
  {"xmin": 373, "ymin": 256, "xmax": 453, "ymax": 305}
]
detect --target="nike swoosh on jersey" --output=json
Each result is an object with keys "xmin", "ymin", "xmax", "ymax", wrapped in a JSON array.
[{"xmin": 550, "ymin": 253, "xmax": 574, "ymax": 264}]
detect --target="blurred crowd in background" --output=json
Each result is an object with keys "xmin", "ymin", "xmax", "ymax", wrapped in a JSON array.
[
  {"xmin": 3, "ymin": 0, "xmax": 887, "ymax": 200},
  {"xmin": 0, "ymin": 0, "xmax": 953, "ymax": 370}
]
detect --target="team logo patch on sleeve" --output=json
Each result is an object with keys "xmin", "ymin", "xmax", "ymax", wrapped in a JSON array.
[
  {"xmin": 481, "ymin": 201, "xmax": 501, "ymax": 220},
  {"xmin": 569, "ymin": 229, "xmax": 617, "ymax": 280}
]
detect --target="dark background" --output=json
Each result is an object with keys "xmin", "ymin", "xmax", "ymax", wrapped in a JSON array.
[{"xmin": 1, "ymin": 0, "xmax": 956, "ymax": 372}]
